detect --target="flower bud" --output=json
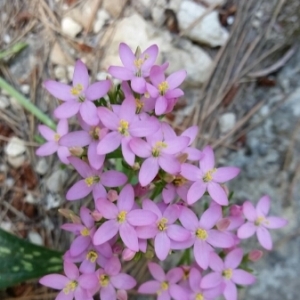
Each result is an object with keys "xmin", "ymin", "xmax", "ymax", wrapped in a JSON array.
[
  {"xmin": 216, "ymin": 218, "xmax": 230, "ymax": 231},
  {"xmin": 112, "ymin": 243, "xmax": 123, "ymax": 255},
  {"xmin": 117, "ymin": 290, "xmax": 128, "ymax": 300},
  {"xmin": 107, "ymin": 189, "xmax": 118, "ymax": 202},
  {"xmin": 145, "ymin": 249, "xmax": 154, "ymax": 259},
  {"xmin": 91, "ymin": 210, "xmax": 102, "ymax": 221},
  {"xmin": 58, "ymin": 209, "xmax": 81, "ymax": 224},
  {"xmin": 132, "ymin": 162, "xmax": 140, "ymax": 171},
  {"xmin": 122, "ymin": 248, "xmax": 136, "ymax": 261},
  {"xmin": 230, "ymin": 205, "xmax": 243, "ymax": 217},
  {"xmin": 248, "ymin": 250, "xmax": 263, "ymax": 262},
  {"xmin": 69, "ymin": 146, "xmax": 84, "ymax": 157},
  {"xmin": 134, "ymin": 183, "xmax": 149, "ymax": 197}
]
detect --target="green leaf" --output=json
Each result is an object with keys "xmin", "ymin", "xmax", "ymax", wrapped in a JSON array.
[
  {"xmin": 0, "ymin": 42, "xmax": 27, "ymax": 60},
  {"xmin": 0, "ymin": 229, "xmax": 63, "ymax": 289}
]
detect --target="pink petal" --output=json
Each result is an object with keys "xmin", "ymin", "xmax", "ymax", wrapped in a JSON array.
[
  {"xmin": 80, "ymin": 101, "xmax": 99, "ymax": 126},
  {"xmin": 150, "ymin": 65, "xmax": 165, "ymax": 85},
  {"xmin": 200, "ymin": 146, "xmax": 215, "ymax": 173},
  {"xmin": 105, "ymin": 256, "xmax": 121, "ymax": 276},
  {"xmin": 209, "ymin": 252, "xmax": 225, "ymax": 272},
  {"xmin": 97, "ymin": 131, "xmax": 121, "ymax": 155},
  {"xmin": 120, "ymin": 98, "xmax": 136, "ymax": 121},
  {"xmin": 155, "ymin": 96, "xmax": 168, "ymax": 115},
  {"xmin": 139, "ymin": 157, "xmax": 159, "ymax": 186},
  {"xmin": 101, "ymin": 170, "xmax": 127, "ymax": 187},
  {"xmin": 146, "ymin": 82, "xmax": 159, "ymax": 98},
  {"xmin": 80, "ymin": 206, "xmax": 94, "ymax": 228},
  {"xmin": 78, "ymin": 273, "xmax": 98, "ymax": 290},
  {"xmin": 207, "ymin": 182, "xmax": 228, "ymax": 206},
  {"xmin": 39, "ymin": 274, "xmax": 68, "ymax": 289},
  {"xmin": 66, "ymin": 180, "xmax": 93, "ymax": 200},
  {"xmin": 194, "ymin": 239, "xmax": 212, "ymax": 269},
  {"xmin": 187, "ymin": 181, "xmax": 206, "ymax": 205},
  {"xmin": 184, "ymin": 147, "xmax": 203, "ymax": 161},
  {"xmin": 57, "ymin": 118, "xmax": 69, "ymax": 135},
  {"xmin": 163, "ymin": 204, "xmax": 180, "ymax": 223},
  {"xmin": 257, "ymin": 226, "xmax": 272, "ymax": 250},
  {"xmin": 100, "ymin": 284, "xmax": 117, "ymax": 300},
  {"xmin": 265, "ymin": 216, "xmax": 287, "ymax": 229},
  {"xmin": 223, "ymin": 281, "xmax": 237, "ymax": 300},
  {"xmin": 70, "ymin": 235, "xmax": 90, "ymax": 257},
  {"xmin": 207, "ymin": 230, "xmax": 234, "ymax": 248},
  {"xmin": 96, "ymin": 199, "xmax": 118, "ymax": 219},
  {"xmin": 54, "ymin": 101, "xmax": 80, "ymax": 119},
  {"xmin": 88, "ymin": 142, "xmax": 105, "ymax": 170},
  {"xmin": 36, "ymin": 142, "xmax": 58, "ymax": 156},
  {"xmin": 141, "ymin": 44, "xmax": 159, "ymax": 72},
  {"xmin": 72, "ymin": 60, "xmax": 89, "ymax": 89},
  {"xmin": 86, "ymin": 80, "xmax": 111, "ymax": 100},
  {"xmin": 181, "ymin": 163, "xmax": 202, "ymax": 181},
  {"xmin": 59, "ymin": 131, "xmax": 91, "ymax": 147},
  {"xmin": 224, "ymin": 248, "xmax": 243, "ymax": 269},
  {"xmin": 119, "ymin": 43, "xmax": 135, "ymax": 70},
  {"xmin": 57, "ymin": 146, "xmax": 71, "ymax": 164},
  {"xmin": 131, "ymin": 77, "xmax": 146, "ymax": 93},
  {"xmin": 64, "ymin": 261, "xmax": 79, "ymax": 280},
  {"xmin": 68, "ymin": 156, "xmax": 92, "ymax": 178},
  {"xmin": 128, "ymin": 209, "xmax": 157, "ymax": 226},
  {"xmin": 167, "ymin": 225, "xmax": 190, "ymax": 242},
  {"xmin": 56, "ymin": 290, "xmax": 73, "ymax": 300},
  {"xmin": 199, "ymin": 204, "xmax": 222, "ymax": 229},
  {"xmin": 148, "ymin": 262, "xmax": 166, "ymax": 282},
  {"xmin": 189, "ymin": 268, "xmax": 202, "ymax": 292},
  {"xmin": 129, "ymin": 138, "xmax": 151, "ymax": 158},
  {"xmin": 237, "ymin": 222, "xmax": 256, "ymax": 239},
  {"xmin": 97, "ymin": 107, "xmax": 119, "ymax": 130},
  {"xmin": 92, "ymin": 183, "xmax": 107, "ymax": 200},
  {"xmin": 117, "ymin": 289, "xmax": 128, "ymax": 300},
  {"xmin": 130, "ymin": 119, "xmax": 160, "ymax": 137},
  {"xmin": 155, "ymin": 232, "xmax": 171, "ymax": 260},
  {"xmin": 142, "ymin": 199, "xmax": 162, "ymax": 218},
  {"xmin": 136, "ymin": 225, "xmax": 157, "ymax": 239},
  {"xmin": 243, "ymin": 201, "xmax": 257, "ymax": 222},
  {"xmin": 181, "ymin": 126, "xmax": 198, "ymax": 143},
  {"xmin": 93, "ymin": 220, "xmax": 119, "ymax": 245},
  {"xmin": 162, "ymin": 184, "xmax": 175, "ymax": 204},
  {"xmin": 213, "ymin": 167, "xmax": 240, "ymax": 183},
  {"xmin": 158, "ymin": 291, "xmax": 171, "ymax": 300},
  {"xmin": 43, "ymin": 80, "xmax": 73, "ymax": 101},
  {"xmin": 256, "ymin": 195, "xmax": 271, "ymax": 216},
  {"xmin": 120, "ymin": 223, "xmax": 139, "ymax": 252},
  {"xmin": 108, "ymin": 66, "xmax": 133, "ymax": 80},
  {"xmin": 179, "ymin": 207, "xmax": 198, "ymax": 231},
  {"xmin": 38, "ymin": 125, "xmax": 56, "ymax": 141},
  {"xmin": 117, "ymin": 184, "xmax": 134, "ymax": 211},
  {"xmin": 169, "ymin": 284, "xmax": 188, "ymax": 300},
  {"xmin": 138, "ymin": 280, "xmax": 160, "ymax": 294},
  {"xmin": 121, "ymin": 138, "xmax": 135, "ymax": 166},
  {"xmin": 166, "ymin": 70, "xmax": 187, "ymax": 89},
  {"xmin": 167, "ymin": 269, "xmax": 184, "ymax": 284},
  {"xmin": 165, "ymin": 88, "xmax": 184, "ymax": 99},
  {"xmin": 159, "ymin": 154, "xmax": 180, "ymax": 174},
  {"xmin": 111, "ymin": 274, "xmax": 136, "ymax": 290},
  {"xmin": 163, "ymin": 137, "xmax": 190, "ymax": 155},
  {"xmin": 232, "ymin": 269, "xmax": 256, "ymax": 285},
  {"xmin": 200, "ymin": 272, "xmax": 223, "ymax": 289}
]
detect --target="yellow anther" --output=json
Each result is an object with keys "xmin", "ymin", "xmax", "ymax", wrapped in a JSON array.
[
  {"xmin": 80, "ymin": 227, "xmax": 90, "ymax": 236},
  {"xmin": 99, "ymin": 274, "xmax": 110, "ymax": 287},
  {"xmin": 85, "ymin": 176, "xmax": 95, "ymax": 187},
  {"xmin": 152, "ymin": 141, "xmax": 168, "ymax": 157},
  {"xmin": 161, "ymin": 281, "xmax": 169, "ymax": 291},
  {"xmin": 173, "ymin": 175, "xmax": 188, "ymax": 187},
  {"xmin": 158, "ymin": 81, "xmax": 169, "ymax": 95},
  {"xmin": 223, "ymin": 268, "xmax": 233, "ymax": 279},
  {"xmin": 90, "ymin": 127, "xmax": 100, "ymax": 140},
  {"xmin": 63, "ymin": 281, "xmax": 78, "ymax": 294},
  {"xmin": 118, "ymin": 119, "xmax": 129, "ymax": 136},
  {"xmin": 157, "ymin": 218, "xmax": 168, "ymax": 231},
  {"xmin": 196, "ymin": 293, "xmax": 204, "ymax": 300},
  {"xmin": 196, "ymin": 228, "xmax": 208, "ymax": 240},
  {"xmin": 255, "ymin": 216, "xmax": 268, "ymax": 226},
  {"xmin": 54, "ymin": 133, "xmax": 61, "ymax": 142},
  {"xmin": 203, "ymin": 168, "xmax": 217, "ymax": 183},
  {"xmin": 117, "ymin": 211, "xmax": 127, "ymax": 223},
  {"xmin": 86, "ymin": 250, "xmax": 98, "ymax": 263},
  {"xmin": 144, "ymin": 92, "xmax": 150, "ymax": 98},
  {"xmin": 134, "ymin": 58, "xmax": 144, "ymax": 69},
  {"xmin": 70, "ymin": 84, "xmax": 83, "ymax": 96},
  {"xmin": 135, "ymin": 98, "xmax": 144, "ymax": 113}
]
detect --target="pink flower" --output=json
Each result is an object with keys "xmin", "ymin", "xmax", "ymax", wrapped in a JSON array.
[
  {"xmin": 36, "ymin": 119, "xmax": 70, "ymax": 164},
  {"xmin": 39, "ymin": 261, "xmax": 98, "ymax": 300},
  {"xmin": 44, "ymin": 60, "xmax": 111, "ymax": 125},
  {"xmin": 237, "ymin": 195, "xmax": 287, "ymax": 250},
  {"xmin": 93, "ymin": 184, "xmax": 157, "ymax": 252},
  {"xmin": 146, "ymin": 66, "xmax": 186, "ymax": 115},
  {"xmin": 94, "ymin": 257, "xmax": 136, "ymax": 300},
  {"xmin": 136, "ymin": 200, "xmax": 190, "ymax": 260},
  {"xmin": 201, "ymin": 249, "xmax": 256, "ymax": 300},
  {"xmin": 97, "ymin": 98, "xmax": 160, "ymax": 165},
  {"xmin": 181, "ymin": 146, "xmax": 240, "ymax": 205},
  {"xmin": 138, "ymin": 263, "xmax": 188, "ymax": 300},
  {"xmin": 108, "ymin": 43, "xmax": 158, "ymax": 93},
  {"xmin": 178, "ymin": 205, "xmax": 234, "ymax": 269},
  {"xmin": 66, "ymin": 157, "xmax": 127, "ymax": 201}
]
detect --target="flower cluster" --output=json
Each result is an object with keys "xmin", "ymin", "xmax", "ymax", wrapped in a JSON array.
[{"xmin": 37, "ymin": 43, "xmax": 287, "ymax": 300}]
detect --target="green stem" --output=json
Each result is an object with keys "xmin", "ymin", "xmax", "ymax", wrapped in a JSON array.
[{"xmin": 0, "ymin": 77, "xmax": 56, "ymax": 130}]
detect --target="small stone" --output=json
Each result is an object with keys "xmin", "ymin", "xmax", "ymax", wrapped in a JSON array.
[
  {"xmin": 0, "ymin": 221, "xmax": 12, "ymax": 232},
  {"xmin": 96, "ymin": 71, "xmax": 109, "ymax": 81},
  {"xmin": 103, "ymin": 0, "xmax": 127, "ymax": 18},
  {"xmin": 3, "ymin": 34, "xmax": 11, "ymax": 44},
  {"xmin": 25, "ymin": 193, "xmax": 39, "ymax": 204},
  {"xmin": 5, "ymin": 137, "xmax": 26, "ymax": 157},
  {"xmin": 260, "ymin": 105, "xmax": 270, "ymax": 117},
  {"xmin": 202, "ymin": 0, "xmax": 225, "ymax": 5},
  {"xmin": 54, "ymin": 66, "xmax": 67, "ymax": 80},
  {"xmin": 5, "ymin": 178, "xmax": 14, "ymax": 188},
  {"xmin": 7, "ymin": 154, "xmax": 26, "ymax": 168},
  {"xmin": 265, "ymin": 149, "xmax": 279, "ymax": 163},
  {"xmin": 46, "ymin": 169, "xmax": 67, "ymax": 193},
  {"xmin": 45, "ymin": 193, "xmax": 62, "ymax": 210},
  {"xmin": 227, "ymin": 16, "xmax": 235, "ymax": 25},
  {"xmin": 50, "ymin": 42, "xmax": 75, "ymax": 66},
  {"xmin": 20, "ymin": 84, "xmax": 30, "ymax": 95},
  {"xmin": 61, "ymin": 17, "xmax": 82, "ymax": 38},
  {"xmin": 93, "ymin": 9, "xmax": 110, "ymax": 33},
  {"xmin": 35, "ymin": 159, "xmax": 49, "ymax": 175},
  {"xmin": 67, "ymin": 66, "xmax": 75, "ymax": 81},
  {"xmin": 0, "ymin": 95, "xmax": 10, "ymax": 109},
  {"xmin": 28, "ymin": 231, "xmax": 44, "ymax": 246},
  {"xmin": 219, "ymin": 113, "xmax": 236, "ymax": 133}
]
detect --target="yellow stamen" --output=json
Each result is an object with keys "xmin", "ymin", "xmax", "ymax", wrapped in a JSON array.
[
  {"xmin": 255, "ymin": 216, "xmax": 269, "ymax": 226},
  {"xmin": 70, "ymin": 84, "xmax": 83, "ymax": 96},
  {"xmin": 117, "ymin": 211, "xmax": 127, "ymax": 223},
  {"xmin": 80, "ymin": 227, "xmax": 90, "ymax": 236},
  {"xmin": 90, "ymin": 127, "xmax": 100, "ymax": 140},
  {"xmin": 161, "ymin": 281, "xmax": 169, "ymax": 290},
  {"xmin": 99, "ymin": 274, "xmax": 110, "ymax": 287},
  {"xmin": 203, "ymin": 168, "xmax": 217, "ymax": 182},
  {"xmin": 157, "ymin": 218, "xmax": 168, "ymax": 231},
  {"xmin": 63, "ymin": 281, "xmax": 78, "ymax": 294},
  {"xmin": 223, "ymin": 268, "xmax": 233, "ymax": 279},
  {"xmin": 196, "ymin": 228, "xmax": 208, "ymax": 240},
  {"xmin": 85, "ymin": 176, "xmax": 94, "ymax": 187},
  {"xmin": 54, "ymin": 133, "xmax": 60, "ymax": 142},
  {"xmin": 86, "ymin": 250, "xmax": 98, "ymax": 263},
  {"xmin": 196, "ymin": 293, "xmax": 204, "ymax": 300},
  {"xmin": 158, "ymin": 81, "xmax": 169, "ymax": 95},
  {"xmin": 152, "ymin": 141, "xmax": 167, "ymax": 157},
  {"xmin": 118, "ymin": 119, "xmax": 129, "ymax": 136},
  {"xmin": 135, "ymin": 98, "xmax": 144, "ymax": 113},
  {"xmin": 173, "ymin": 175, "xmax": 188, "ymax": 187},
  {"xmin": 134, "ymin": 58, "xmax": 144, "ymax": 69}
]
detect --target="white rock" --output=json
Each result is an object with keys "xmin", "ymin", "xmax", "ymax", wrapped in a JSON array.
[
  {"xmin": 20, "ymin": 84, "xmax": 30, "ymax": 95},
  {"xmin": 202, "ymin": 0, "xmax": 225, "ymax": 5},
  {"xmin": 0, "ymin": 221, "xmax": 12, "ymax": 232},
  {"xmin": 93, "ymin": 9, "xmax": 110, "ymax": 33},
  {"xmin": 61, "ymin": 17, "xmax": 82, "ymax": 38},
  {"xmin": 3, "ymin": 34, "xmax": 11, "ymax": 44},
  {"xmin": 0, "ymin": 95, "xmax": 10, "ymax": 109},
  {"xmin": 219, "ymin": 113, "xmax": 236, "ymax": 133},
  {"xmin": 178, "ymin": 0, "xmax": 229, "ymax": 47},
  {"xmin": 5, "ymin": 137, "xmax": 26, "ymax": 157},
  {"xmin": 45, "ymin": 193, "xmax": 62, "ymax": 210},
  {"xmin": 103, "ymin": 0, "xmax": 127, "ymax": 17},
  {"xmin": 7, "ymin": 154, "xmax": 26, "ymax": 168},
  {"xmin": 25, "ymin": 193, "xmax": 39, "ymax": 204},
  {"xmin": 46, "ymin": 169, "xmax": 67, "ymax": 193},
  {"xmin": 67, "ymin": 66, "xmax": 75, "ymax": 81},
  {"xmin": 28, "ymin": 231, "xmax": 44, "ymax": 246},
  {"xmin": 50, "ymin": 42, "xmax": 75, "ymax": 66},
  {"xmin": 5, "ymin": 178, "xmax": 14, "ymax": 188},
  {"xmin": 54, "ymin": 66, "xmax": 67, "ymax": 80},
  {"xmin": 35, "ymin": 159, "xmax": 49, "ymax": 175}
]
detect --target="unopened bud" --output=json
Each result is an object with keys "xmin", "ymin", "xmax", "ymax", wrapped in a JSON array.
[
  {"xmin": 248, "ymin": 250, "xmax": 263, "ymax": 262},
  {"xmin": 112, "ymin": 243, "xmax": 123, "ymax": 255},
  {"xmin": 144, "ymin": 249, "xmax": 154, "ymax": 259},
  {"xmin": 135, "ymin": 46, "xmax": 141, "ymax": 57},
  {"xmin": 230, "ymin": 205, "xmax": 243, "ymax": 217},
  {"xmin": 216, "ymin": 218, "xmax": 230, "ymax": 231},
  {"xmin": 107, "ymin": 190, "xmax": 118, "ymax": 202},
  {"xmin": 58, "ymin": 209, "xmax": 81, "ymax": 224},
  {"xmin": 134, "ymin": 183, "xmax": 149, "ymax": 197},
  {"xmin": 69, "ymin": 146, "xmax": 84, "ymax": 157},
  {"xmin": 132, "ymin": 162, "xmax": 140, "ymax": 171},
  {"xmin": 91, "ymin": 210, "xmax": 102, "ymax": 221},
  {"xmin": 122, "ymin": 248, "xmax": 136, "ymax": 261},
  {"xmin": 117, "ymin": 290, "xmax": 128, "ymax": 300}
]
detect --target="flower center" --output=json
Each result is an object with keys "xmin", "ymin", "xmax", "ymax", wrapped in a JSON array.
[
  {"xmin": 203, "ymin": 168, "xmax": 217, "ymax": 182},
  {"xmin": 195, "ymin": 293, "xmax": 204, "ymax": 300},
  {"xmin": 90, "ymin": 127, "xmax": 100, "ymax": 140},
  {"xmin": 196, "ymin": 228, "xmax": 208, "ymax": 240},
  {"xmin": 99, "ymin": 274, "xmax": 110, "ymax": 287},
  {"xmin": 84, "ymin": 176, "xmax": 99, "ymax": 187},
  {"xmin": 135, "ymin": 98, "xmax": 144, "ymax": 113},
  {"xmin": 54, "ymin": 133, "xmax": 60, "ymax": 142},
  {"xmin": 161, "ymin": 281, "xmax": 169, "ymax": 291},
  {"xmin": 183, "ymin": 269, "xmax": 190, "ymax": 280},
  {"xmin": 158, "ymin": 81, "xmax": 169, "ymax": 95},
  {"xmin": 80, "ymin": 227, "xmax": 90, "ymax": 236},
  {"xmin": 63, "ymin": 280, "xmax": 78, "ymax": 294},
  {"xmin": 152, "ymin": 141, "xmax": 167, "ymax": 157},
  {"xmin": 86, "ymin": 250, "xmax": 98, "ymax": 263},
  {"xmin": 173, "ymin": 175, "xmax": 187, "ymax": 187},
  {"xmin": 222, "ymin": 268, "xmax": 233, "ymax": 279},
  {"xmin": 134, "ymin": 58, "xmax": 144, "ymax": 69},
  {"xmin": 70, "ymin": 84, "xmax": 83, "ymax": 96},
  {"xmin": 117, "ymin": 210, "xmax": 127, "ymax": 223},
  {"xmin": 118, "ymin": 119, "xmax": 129, "ymax": 136},
  {"xmin": 255, "ymin": 216, "xmax": 268, "ymax": 226},
  {"xmin": 157, "ymin": 218, "xmax": 168, "ymax": 231}
]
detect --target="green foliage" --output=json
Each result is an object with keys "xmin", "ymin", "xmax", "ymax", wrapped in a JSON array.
[
  {"xmin": 0, "ymin": 42, "xmax": 27, "ymax": 60},
  {"xmin": 0, "ymin": 229, "xmax": 63, "ymax": 289}
]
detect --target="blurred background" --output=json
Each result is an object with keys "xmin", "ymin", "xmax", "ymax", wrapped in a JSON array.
[{"xmin": 0, "ymin": 0, "xmax": 299, "ymax": 299}]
